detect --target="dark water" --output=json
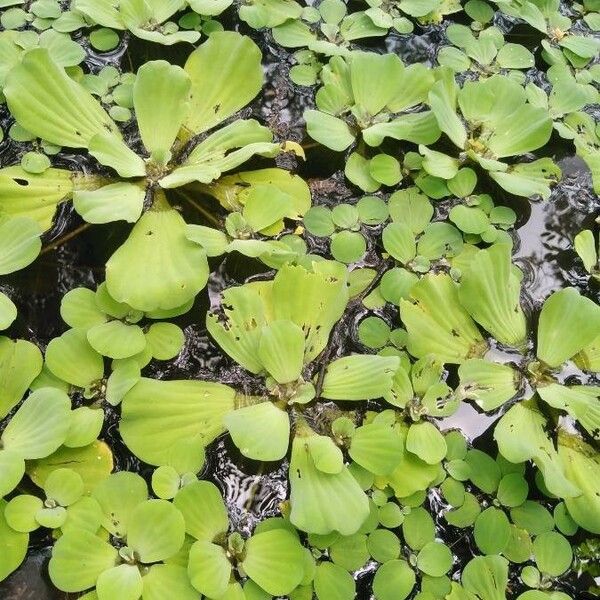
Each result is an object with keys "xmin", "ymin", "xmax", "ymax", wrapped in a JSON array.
[{"xmin": 1, "ymin": 3, "xmax": 599, "ymax": 599}]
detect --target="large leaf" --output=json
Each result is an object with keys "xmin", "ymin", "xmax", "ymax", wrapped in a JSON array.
[
  {"xmin": 321, "ymin": 355, "xmax": 399, "ymax": 400},
  {"xmin": 461, "ymin": 555, "xmax": 508, "ymax": 600},
  {"xmin": 348, "ymin": 422, "xmax": 403, "ymax": 476},
  {"xmin": 187, "ymin": 540, "xmax": 231, "ymax": 598},
  {"xmin": 558, "ymin": 431, "xmax": 600, "ymax": 534},
  {"xmin": 4, "ymin": 48, "xmax": 120, "ymax": 148},
  {"xmin": 2, "ymin": 388, "xmax": 71, "ymax": 459},
  {"xmin": 96, "ymin": 564, "xmax": 143, "ymax": 600},
  {"xmin": 0, "ymin": 499, "xmax": 28, "ymax": 581},
  {"xmin": 494, "ymin": 400, "xmax": 580, "ymax": 498},
  {"xmin": 0, "ymin": 166, "xmax": 73, "ymax": 231},
  {"xmin": 458, "ymin": 359, "xmax": 518, "ymax": 411},
  {"xmin": 92, "ymin": 472, "xmax": 148, "ymax": 538},
  {"xmin": 120, "ymin": 378, "xmax": 236, "ymax": 465},
  {"xmin": 289, "ymin": 431, "xmax": 369, "ymax": 535},
  {"xmin": 141, "ymin": 565, "xmax": 199, "ymax": 600},
  {"xmin": 272, "ymin": 261, "xmax": 349, "ymax": 363},
  {"xmin": 242, "ymin": 529, "xmax": 305, "ymax": 595},
  {"xmin": 304, "ymin": 110, "xmax": 355, "ymax": 151},
  {"xmin": 224, "ymin": 402, "xmax": 290, "ymax": 461},
  {"xmin": 182, "ymin": 32, "xmax": 263, "ymax": 135},
  {"xmin": 400, "ymin": 273, "xmax": 485, "ymax": 363},
  {"xmin": 458, "ymin": 244, "xmax": 527, "ymax": 347},
  {"xmin": 73, "ymin": 182, "xmax": 145, "ymax": 225},
  {"xmin": 173, "ymin": 481, "xmax": 228, "ymax": 542},
  {"xmin": 127, "ymin": 500, "xmax": 185, "ymax": 563},
  {"xmin": 45, "ymin": 328, "xmax": 104, "ymax": 388},
  {"xmin": 258, "ymin": 320, "xmax": 305, "ymax": 383},
  {"xmin": 0, "ymin": 216, "xmax": 42, "ymax": 275},
  {"xmin": 106, "ymin": 197, "xmax": 209, "ymax": 312},
  {"xmin": 0, "ymin": 337, "xmax": 43, "ymax": 418},
  {"xmin": 49, "ymin": 528, "xmax": 118, "ymax": 592},
  {"xmin": 133, "ymin": 61, "xmax": 191, "ymax": 163},
  {"xmin": 537, "ymin": 384, "xmax": 600, "ymax": 440},
  {"xmin": 537, "ymin": 287, "xmax": 600, "ymax": 367}
]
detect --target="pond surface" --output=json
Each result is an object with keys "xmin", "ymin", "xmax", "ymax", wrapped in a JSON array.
[{"xmin": 0, "ymin": 2, "xmax": 599, "ymax": 598}]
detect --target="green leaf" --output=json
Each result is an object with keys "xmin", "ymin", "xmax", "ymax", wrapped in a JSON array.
[
  {"xmin": 60, "ymin": 287, "xmax": 106, "ymax": 329},
  {"xmin": 473, "ymin": 507, "xmax": 511, "ymax": 555},
  {"xmin": 494, "ymin": 401, "xmax": 580, "ymax": 498},
  {"xmin": 461, "ymin": 555, "xmax": 508, "ymax": 600},
  {"xmin": 120, "ymin": 378, "xmax": 235, "ymax": 466},
  {"xmin": 45, "ymin": 328, "xmax": 104, "ymax": 388},
  {"xmin": 496, "ymin": 473, "xmax": 528, "ymax": 507},
  {"xmin": 0, "ymin": 337, "xmax": 43, "ymax": 418},
  {"xmin": 187, "ymin": 540, "xmax": 231, "ymax": 598},
  {"xmin": 305, "ymin": 110, "xmax": 355, "ymax": 151},
  {"xmin": 133, "ymin": 61, "xmax": 190, "ymax": 162},
  {"xmin": 141, "ymin": 565, "xmax": 199, "ymax": 600},
  {"xmin": 182, "ymin": 31, "xmax": 263, "ymax": 135},
  {"xmin": 428, "ymin": 74, "xmax": 466, "ymax": 149},
  {"xmin": 458, "ymin": 243, "xmax": 527, "ymax": 346},
  {"xmin": 330, "ymin": 533, "xmax": 369, "ymax": 571},
  {"xmin": 92, "ymin": 471, "xmax": 147, "ymax": 538},
  {"xmin": 0, "ymin": 499, "xmax": 29, "ymax": 581},
  {"xmin": 243, "ymin": 529, "xmax": 304, "ymax": 595},
  {"xmin": 88, "ymin": 130, "xmax": 146, "ymax": 178},
  {"xmin": 537, "ymin": 384, "xmax": 600, "ymax": 440},
  {"xmin": 0, "ymin": 216, "xmax": 42, "ymax": 275},
  {"xmin": 400, "ymin": 273, "xmax": 485, "ymax": 364},
  {"xmin": 0, "ymin": 166, "xmax": 73, "ymax": 232},
  {"xmin": 173, "ymin": 480, "xmax": 228, "ymax": 542},
  {"xmin": 314, "ymin": 562, "xmax": 356, "ymax": 600},
  {"xmin": 382, "ymin": 222, "xmax": 416, "ymax": 264},
  {"xmin": 224, "ymin": 402, "xmax": 290, "ymax": 461},
  {"xmin": 406, "ymin": 421, "xmax": 447, "ymax": 465},
  {"xmin": 4, "ymin": 494, "xmax": 43, "ymax": 533},
  {"xmin": 289, "ymin": 431, "xmax": 369, "ymax": 535},
  {"xmin": 144, "ymin": 322, "xmax": 184, "ymax": 361},
  {"xmin": 4, "ymin": 48, "xmax": 121, "ymax": 148},
  {"xmin": 0, "ymin": 450, "xmax": 25, "ymax": 498},
  {"xmin": 489, "ymin": 159, "xmax": 561, "ymax": 199},
  {"xmin": 127, "ymin": 500, "xmax": 185, "ymax": 563},
  {"xmin": 87, "ymin": 320, "xmax": 146, "ymax": 359},
  {"xmin": 373, "ymin": 560, "xmax": 415, "ymax": 600},
  {"xmin": 537, "ymin": 287, "xmax": 600, "ymax": 367},
  {"xmin": 416, "ymin": 542, "xmax": 453, "ymax": 577},
  {"xmin": 96, "ymin": 564, "xmax": 143, "ymax": 600},
  {"xmin": 458, "ymin": 359, "xmax": 517, "ymax": 411},
  {"xmin": 349, "ymin": 423, "xmax": 403, "ymax": 476},
  {"xmin": 449, "ymin": 205, "xmax": 489, "ymax": 235},
  {"xmin": 558, "ymin": 432, "xmax": 600, "ymax": 534},
  {"xmin": 106, "ymin": 199, "xmax": 209, "ymax": 312},
  {"xmin": 321, "ymin": 355, "xmax": 399, "ymax": 400},
  {"xmin": 258, "ymin": 320, "xmax": 305, "ymax": 384},
  {"xmin": 73, "ymin": 182, "xmax": 145, "ymax": 224},
  {"xmin": 465, "ymin": 449, "xmax": 501, "ymax": 494},
  {"xmin": 533, "ymin": 531, "xmax": 572, "ymax": 576},
  {"xmin": 2, "ymin": 388, "xmax": 71, "ymax": 459},
  {"xmin": 574, "ymin": 229, "xmax": 598, "ymax": 273},
  {"xmin": 49, "ymin": 528, "xmax": 118, "ymax": 592},
  {"xmin": 44, "ymin": 468, "xmax": 84, "ymax": 506},
  {"xmin": 402, "ymin": 506, "xmax": 435, "ymax": 550},
  {"xmin": 388, "ymin": 187, "xmax": 433, "ymax": 234},
  {"xmin": 106, "ymin": 360, "xmax": 140, "ymax": 406}
]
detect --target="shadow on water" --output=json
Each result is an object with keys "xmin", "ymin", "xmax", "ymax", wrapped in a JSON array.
[{"xmin": 0, "ymin": 1, "xmax": 599, "ymax": 598}]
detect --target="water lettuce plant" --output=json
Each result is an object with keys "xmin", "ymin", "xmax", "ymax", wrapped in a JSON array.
[{"xmin": 0, "ymin": 32, "xmax": 302, "ymax": 309}]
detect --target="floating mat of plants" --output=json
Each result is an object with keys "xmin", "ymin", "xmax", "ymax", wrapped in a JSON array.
[{"xmin": 0, "ymin": 0, "xmax": 599, "ymax": 598}]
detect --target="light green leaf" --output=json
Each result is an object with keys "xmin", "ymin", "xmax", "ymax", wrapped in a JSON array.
[
  {"xmin": 174, "ymin": 480, "xmax": 228, "ymax": 542},
  {"xmin": 314, "ymin": 562, "xmax": 356, "ymax": 600},
  {"xmin": 49, "ymin": 528, "xmax": 118, "ymax": 592},
  {"xmin": 461, "ymin": 555, "xmax": 508, "ymax": 600},
  {"xmin": 0, "ymin": 337, "xmax": 43, "ymax": 418},
  {"xmin": 0, "ymin": 499, "xmax": 29, "ymax": 581},
  {"xmin": 45, "ymin": 328, "xmax": 104, "ymax": 388},
  {"xmin": 0, "ymin": 216, "xmax": 42, "ymax": 275},
  {"xmin": 4, "ymin": 48, "xmax": 120, "ymax": 148},
  {"xmin": 120, "ymin": 378, "xmax": 235, "ymax": 466},
  {"xmin": 258, "ymin": 320, "xmax": 305, "ymax": 384},
  {"xmin": 458, "ymin": 243, "xmax": 527, "ymax": 346},
  {"xmin": 106, "ymin": 197, "xmax": 209, "ymax": 312},
  {"xmin": 494, "ymin": 401, "xmax": 580, "ymax": 498},
  {"xmin": 97, "ymin": 564, "xmax": 143, "ymax": 600},
  {"xmin": 127, "ymin": 500, "xmax": 185, "ymax": 563},
  {"xmin": 406, "ymin": 421, "xmax": 447, "ymax": 465},
  {"xmin": 73, "ymin": 182, "xmax": 145, "ymax": 224},
  {"xmin": 305, "ymin": 110, "xmax": 355, "ymax": 151},
  {"xmin": 182, "ymin": 31, "xmax": 263, "ymax": 135},
  {"xmin": 321, "ymin": 355, "xmax": 400, "ymax": 401},
  {"xmin": 225, "ymin": 402, "xmax": 290, "ymax": 461},
  {"xmin": 373, "ymin": 560, "xmax": 415, "ymax": 600},
  {"xmin": 133, "ymin": 61, "xmax": 190, "ymax": 162},
  {"xmin": 458, "ymin": 359, "xmax": 517, "ymax": 411},
  {"xmin": 243, "ymin": 529, "xmax": 304, "ymax": 595},
  {"xmin": 289, "ymin": 431, "xmax": 369, "ymax": 535},
  {"xmin": 187, "ymin": 540, "xmax": 231, "ymax": 598},
  {"xmin": 349, "ymin": 423, "xmax": 403, "ymax": 476},
  {"xmin": 537, "ymin": 287, "xmax": 600, "ymax": 367}
]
